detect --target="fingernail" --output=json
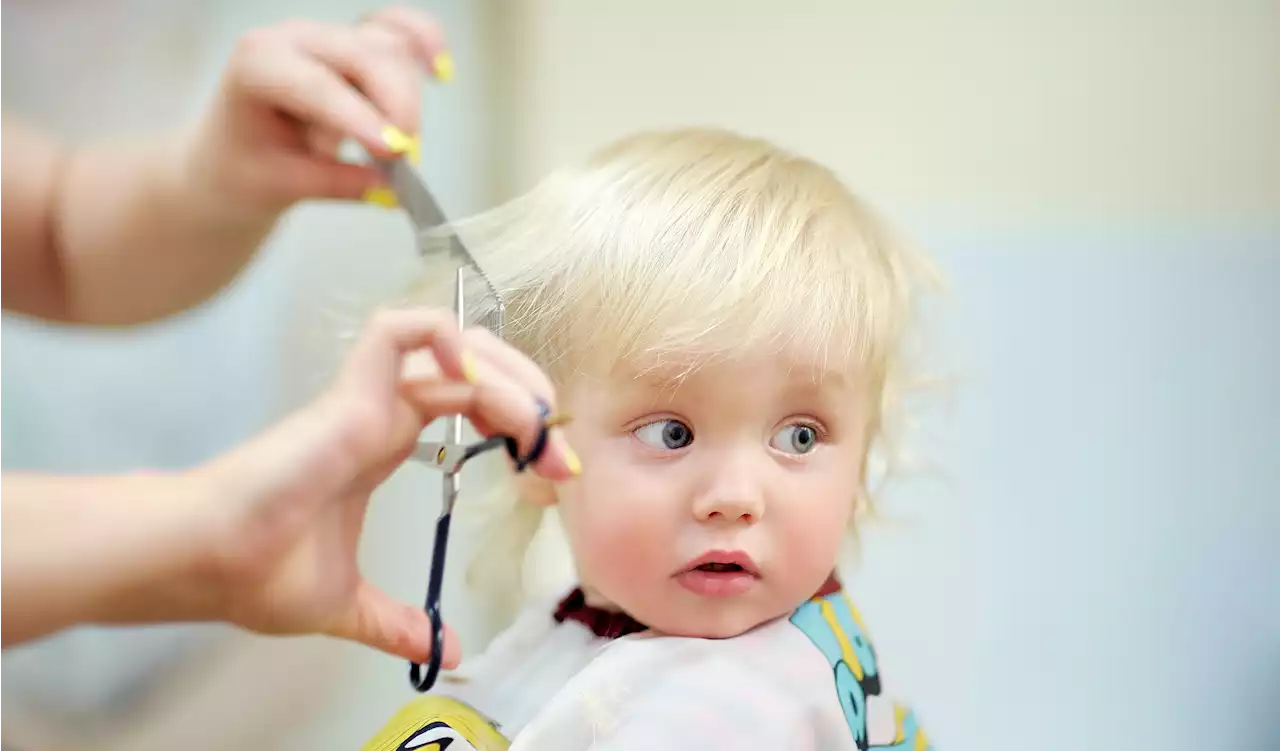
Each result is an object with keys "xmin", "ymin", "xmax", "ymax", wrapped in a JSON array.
[
  {"xmin": 432, "ymin": 51, "xmax": 455, "ymax": 83},
  {"xmin": 362, "ymin": 186, "xmax": 399, "ymax": 208},
  {"xmin": 460, "ymin": 350, "xmax": 480, "ymax": 384},
  {"xmin": 545, "ymin": 412, "xmax": 573, "ymax": 429},
  {"xmin": 560, "ymin": 437, "xmax": 583, "ymax": 477},
  {"xmin": 381, "ymin": 125, "xmax": 421, "ymax": 164}
]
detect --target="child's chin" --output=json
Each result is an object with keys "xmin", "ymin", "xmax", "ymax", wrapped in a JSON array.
[{"xmin": 646, "ymin": 604, "xmax": 789, "ymax": 640}]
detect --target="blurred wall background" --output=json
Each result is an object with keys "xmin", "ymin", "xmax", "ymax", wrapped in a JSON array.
[
  {"xmin": 1, "ymin": 0, "xmax": 495, "ymax": 748},
  {"xmin": 483, "ymin": 5, "xmax": 1280, "ymax": 751},
  {"xmin": 3, "ymin": 1, "xmax": 1278, "ymax": 750}
]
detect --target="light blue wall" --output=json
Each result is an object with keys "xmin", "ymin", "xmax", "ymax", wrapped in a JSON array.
[{"xmin": 848, "ymin": 224, "xmax": 1280, "ymax": 750}]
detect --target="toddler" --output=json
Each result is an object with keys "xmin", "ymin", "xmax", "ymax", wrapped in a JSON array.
[{"xmin": 364, "ymin": 127, "xmax": 940, "ymax": 750}]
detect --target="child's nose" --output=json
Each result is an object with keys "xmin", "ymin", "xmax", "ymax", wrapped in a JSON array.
[
  {"xmin": 694, "ymin": 495, "xmax": 763, "ymax": 524},
  {"xmin": 691, "ymin": 457, "xmax": 766, "ymax": 524}
]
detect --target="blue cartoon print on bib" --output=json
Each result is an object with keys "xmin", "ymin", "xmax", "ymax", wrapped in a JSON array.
[{"xmin": 789, "ymin": 591, "xmax": 931, "ymax": 750}]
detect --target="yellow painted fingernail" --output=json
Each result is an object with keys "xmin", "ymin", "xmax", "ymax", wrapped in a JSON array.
[
  {"xmin": 460, "ymin": 351, "xmax": 480, "ymax": 384},
  {"xmin": 545, "ymin": 412, "xmax": 573, "ymax": 429},
  {"xmin": 381, "ymin": 125, "xmax": 421, "ymax": 164},
  {"xmin": 381, "ymin": 125, "xmax": 413, "ymax": 151},
  {"xmin": 432, "ymin": 51, "xmax": 455, "ymax": 83},
  {"xmin": 362, "ymin": 186, "xmax": 399, "ymax": 208},
  {"xmin": 562, "ymin": 442, "xmax": 583, "ymax": 476}
]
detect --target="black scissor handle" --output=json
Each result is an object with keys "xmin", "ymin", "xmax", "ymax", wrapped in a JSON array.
[
  {"xmin": 408, "ymin": 400, "xmax": 554, "ymax": 693},
  {"xmin": 408, "ymin": 511, "xmax": 451, "ymax": 692}
]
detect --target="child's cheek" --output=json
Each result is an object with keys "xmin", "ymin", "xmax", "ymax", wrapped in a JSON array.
[
  {"xmin": 563, "ymin": 473, "xmax": 671, "ymax": 593},
  {"xmin": 782, "ymin": 480, "xmax": 856, "ymax": 586}
]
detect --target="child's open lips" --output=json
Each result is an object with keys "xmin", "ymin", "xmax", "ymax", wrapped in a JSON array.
[{"xmin": 674, "ymin": 550, "xmax": 760, "ymax": 596}]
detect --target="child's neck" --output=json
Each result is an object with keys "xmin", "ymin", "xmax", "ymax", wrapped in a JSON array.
[
  {"xmin": 581, "ymin": 584, "xmax": 618, "ymax": 611},
  {"xmin": 556, "ymin": 573, "xmax": 844, "ymax": 639}
]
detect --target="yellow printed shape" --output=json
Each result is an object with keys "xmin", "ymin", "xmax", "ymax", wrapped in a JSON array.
[
  {"xmin": 820, "ymin": 599, "xmax": 865, "ymax": 681},
  {"xmin": 842, "ymin": 591, "xmax": 873, "ymax": 641},
  {"xmin": 892, "ymin": 703, "xmax": 908, "ymax": 744},
  {"xmin": 915, "ymin": 727, "xmax": 931, "ymax": 751},
  {"xmin": 359, "ymin": 695, "xmax": 508, "ymax": 751}
]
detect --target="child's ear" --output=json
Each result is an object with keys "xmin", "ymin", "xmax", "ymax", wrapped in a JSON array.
[{"xmin": 514, "ymin": 469, "xmax": 559, "ymax": 507}]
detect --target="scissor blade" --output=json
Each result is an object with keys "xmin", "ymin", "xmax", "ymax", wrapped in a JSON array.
[{"xmin": 381, "ymin": 159, "xmax": 448, "ymax": 233}]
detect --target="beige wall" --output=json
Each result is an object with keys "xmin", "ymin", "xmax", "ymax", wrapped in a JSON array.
[
  {"xmin": 477, "ymin": 5, "xmax": 1280, "ymax": 750},
  {"xmin": 488, "ymin": 0, "xmax": 1279, "ymax": 228}
]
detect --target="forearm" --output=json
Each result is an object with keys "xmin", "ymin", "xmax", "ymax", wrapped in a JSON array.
[
  {"xmin": 51, "ymin": 129, "xmax": 279, "ymax": 325},
  {"xmin": 0, "ymin": 471, "xmax": 222, "ymax": 646},
  {"xmin": 1, "ymin": 117, "xmax": 279, "ymax": 326}
]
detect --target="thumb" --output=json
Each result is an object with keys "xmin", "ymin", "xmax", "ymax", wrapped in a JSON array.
[
  {"xmin": 328, "ymin": 579, "xmax": 461, "ymax": 668},
  {"xmin": 277, "ymin": 152, "xmax": 385, "ymax": 201}
]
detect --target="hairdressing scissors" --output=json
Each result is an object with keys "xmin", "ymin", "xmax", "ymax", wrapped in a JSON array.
[{"xmin": 377, "ymin": 152, "xmax": 552, "ymax": 693}]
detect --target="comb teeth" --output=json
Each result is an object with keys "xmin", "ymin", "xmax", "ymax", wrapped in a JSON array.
[
  {"xmin": 447, "ymin": 236, "xmax": 506, "ymax": 336},
  {"xmin": 383, "ymin": 150, "xmax": 507, "ymax": 335}
]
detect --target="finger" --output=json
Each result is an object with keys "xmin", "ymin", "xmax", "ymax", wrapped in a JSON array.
[
  {"xmin": 274, "ymin": 152, "xmax": 385, "ymax": 201},
  {"xmin": 401, "ymin": 368, "xmax": 578, "ymax": 481},
  {"xmin": 285, "ymin": 21, "xmax": 423, "ymax": 140},
  {"xmin": 305, "ymin": 125, "xmax": 347, "ymax": 160},
  {"xmin": 360, "ymin": 5, "xmax": 449, "ymax": 74},
  {"xmin": 397, "ymin": 379, "xmax": 473, "ymax": 416},
  {"xmin": 329, "ymin": 579, "xmax": 461, "ymax": 667},
  {"xmin": 340, "ymin": 308, "xmax": 470, "ymax": 396},
  {"xmin": 441, "ymin": 621, "xmax": 461, "ymax": 669},
  {"xmin": 456, "ymin": 331, "xmax": 580, "ymax": 477},
  {"xmin": 230, "ymin": 28, "xmax": 390, "ymax": 153},
  {"xmin": 356, "ymin": 23, "xmax": 417, "ymax": 65},
  {"xmin": 401, "ymin": 350, "xmax": 541, "ymax": 447},
  {"xmin": 460, "ymin": 326, "xmax": 556, "ymax": 408}
]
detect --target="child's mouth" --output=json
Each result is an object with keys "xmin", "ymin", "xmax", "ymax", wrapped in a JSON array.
[
  {"xmin": 695, "ymin": 562, "xmax": 744, "ymax": 573},
  {"xmin": 676, "ymin": 551, "xmax": 759, "ymax": 597}
]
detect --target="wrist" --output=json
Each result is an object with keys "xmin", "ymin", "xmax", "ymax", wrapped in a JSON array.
[
  {"xmin": 169, "ymin": 118, "xmax": 284, "ymax": 233},
  {"xmin": 90, "ymin": 469, "xmax": 230, "ymax": 628}
]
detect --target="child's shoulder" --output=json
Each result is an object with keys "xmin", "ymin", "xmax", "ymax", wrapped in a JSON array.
[
  {"xmin": 510, "ymin": 591, "xmax": 932, "ymax": 750},
  {"xmin": 784, "ymin": 589, "xmax": 932, "ymax": 750}
]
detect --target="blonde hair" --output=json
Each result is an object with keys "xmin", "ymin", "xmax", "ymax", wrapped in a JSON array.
[{"xmin": 404, "ymin": 127, "xmax": 942, "ymax": 627}]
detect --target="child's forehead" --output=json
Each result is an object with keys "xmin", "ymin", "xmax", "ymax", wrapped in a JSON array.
[{"xmin": 575, "ymin": 350, "xmax": 861, "ymax": 400}]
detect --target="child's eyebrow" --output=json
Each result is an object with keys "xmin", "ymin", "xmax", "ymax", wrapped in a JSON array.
[
  {"xmin": 781, "ymin": 362, "xmax": 857, "ymax": 391},
  {"xmin": 612, "ymin": 363, "xmax": 692, "ymax": 392}
]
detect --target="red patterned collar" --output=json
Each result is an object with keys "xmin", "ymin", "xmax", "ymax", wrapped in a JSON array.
[{"xmin": 553, "ymin": 573, "xmax": 843, "ymax": 640}]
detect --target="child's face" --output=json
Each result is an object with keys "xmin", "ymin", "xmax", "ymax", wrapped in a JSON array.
[{"xmin": 553, "ymin": 353, "xmax": 867, "ymax": 638}]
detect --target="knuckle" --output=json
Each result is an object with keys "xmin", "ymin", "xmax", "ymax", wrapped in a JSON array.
[
  {"xmin": 333, "ymin": 395, "xmax": 387, "ymax": 461},
  {"xmin": 459, "ymin": 325, "xmax": 491, "ymax": 347},
  {"xmin": 368, "ymin": 305, "xmax": 397, "ymax": 327},
  {"xmin": 380, "ymin": 4, "xmax": 416, "ymax": 23},
  {"xmin": 366, "ymin": 306, "xmax": 403, "ymax": 335},
  {"xmin": 275, "ymin": 18, "xmax": 319, "ymax": 39},
  {"xmin": 232, "ymin": 27, "xmax": 279, "ymax": 58},
  {"xmin": 404, "ymin": 9, "xmax": 446, "ymax": 39}
]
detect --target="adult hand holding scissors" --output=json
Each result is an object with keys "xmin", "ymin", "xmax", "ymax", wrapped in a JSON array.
[{"xmin": 2, "ymin": 309, "xmax": 581, "ymax": 665}]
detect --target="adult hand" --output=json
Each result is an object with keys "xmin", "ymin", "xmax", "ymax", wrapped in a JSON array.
[
  {"xmin": 190, "ymin": 5, "xmax": 451, "ymax": 218},
  {"xmin": 187, "ymin": 308, "xmax": 579, "ymax": 664}
]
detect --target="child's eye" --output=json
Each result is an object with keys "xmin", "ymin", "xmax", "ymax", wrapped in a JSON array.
[
  {"xmin": 770, "ymin": 423, "xmax": 820, "ymax": 455},
  {"xmin": 633, "ymin": 419, "xmax": 694, "ymax": 450}
]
